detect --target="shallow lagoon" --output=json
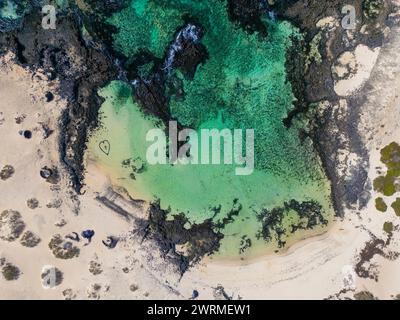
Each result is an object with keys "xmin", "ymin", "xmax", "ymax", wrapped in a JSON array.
[{"xmin": 87, "ymin": 0, "xmax": 334, "ymax": 257}]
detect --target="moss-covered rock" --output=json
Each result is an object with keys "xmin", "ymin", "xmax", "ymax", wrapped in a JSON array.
[
  {"xmin": 383, "ymin": 221, "xmax": 394, "ymax": 234},
  {"xmin": 391, "ymin": 198, "xmax": 400, "ymax": 217},
  {"xmin": 375, "ymin": 197, "xmax": 387, "ymax": 212},
  {"xmin": 373, "ymin": 175, "xmax": 396, "ymax": 196}
]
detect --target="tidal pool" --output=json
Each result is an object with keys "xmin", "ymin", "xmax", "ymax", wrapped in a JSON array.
[{"xmin": 87, "ymin": 0, "xmax": 334, "ymax": 258}]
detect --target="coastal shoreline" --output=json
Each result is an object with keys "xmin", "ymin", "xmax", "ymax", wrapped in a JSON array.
[{"xmin": 1, "ymin": 0, "xmax": 400, "ymax": 299}]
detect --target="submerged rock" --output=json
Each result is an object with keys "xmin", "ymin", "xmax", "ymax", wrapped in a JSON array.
[
  {"xmin": 256, "ymin": 200, "xmax": 328, "ymax": 248},
  {"xmin": 227, "ymin": 0, "xmax": 269, "ymax": 35},
  {"xmin": 168, "ymin": 24, "xmax": 208, "ymax": 79}
]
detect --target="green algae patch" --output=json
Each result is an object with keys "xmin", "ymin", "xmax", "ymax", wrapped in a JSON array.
[
  {"xmin": 383, "ymin": 221, "xmax": 394, "ymax": 234},
  {"xmin": 108, "ymin": 0, "xmax": 183, "ymax": 58},
  {"xmin": 375, "ymin": 197, "xmax": 387, "ymax": 212},
  {"xmin": 381, "ymin": 142, "xmax": 400, "ymax": 177},
  {"xmin": 391, "ymin": 198, "xmax": 400, "ymax": 216},
  {"xmin": 373, "ymin": 175, "xmax": 396, "ymax": 196},
  {"xmin": 373, "ymin": 142, "xmax": 400, "ymax": 197},
  {"xmin": 88, "ymin": 1, "xmax": 334, "ymax": 258},
  {"xmin": 0, "ymin": 0, "xmax": 18, "ymax": 19}
]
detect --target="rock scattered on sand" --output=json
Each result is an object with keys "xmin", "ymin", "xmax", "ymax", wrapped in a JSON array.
[
  {"xmin": 332, "ymin": 51, "xmax": 357, "ymax": 81},
  {"xmin": 45, "ymin": 92, "xmax": 54, "ymax": 102},
  {"xmin": 62, "ymin": 289, "xmax": 76, "ymax": 300},
  {"xmin": 89, "ymin": 260, "xmax": 103, "ymax": 275},
  {"xmin": 86, "ymin": 283, "xmax": 103, "ymax": 300},
  {"xmin": 129, "ymin": 284, "xmax": 139, "ymax": 292},
  {"xmin": 213, "ymin": 285, "xmax": 232, "ymax": 300},
  {"xmin": 48, "ymin": 234, "xmax": 80, "ymax": 259},
  {"xmin": 15, "ymin": 114, "xmax": 26, "ymax": 124},
  {"xmin": 41, "ymin": 266, "xmax": 63, "ymax": 288},
  {"xmin": 0, "ymin": 210, "xmax": 25, "ymax": 241},
  {"xmin": 0, "ymin": 165, "xmax": 15, "ymax": 180},
  {"xmin": 54, "ymin": 219, "xmax": 67, "ymax": 228},
  {"xmin": 46, "ymin": 198, "xmax": 62, "ymax": 209},
  {"xmin": 1, "ymin": 262, "xmax": 20, "ymax": 281},
  {"xmin": 20, "ymin": 231, "xmax": 41, "ymax": 248},
  {"xmin": 122, "ymin": 267, "xmax": 130, "ymax": 273},
  {"xmin": 27, "ymin": 198, "xmax": 39, "ymax": 209},
  {"xmin": 40, "ymin": 166, "xmax": 60, "ymax": 184},
  {"xmin": 354, "ymin": 291, "xmax": 378, "ymax": 300},
  {"xmin": 40, "ymin": 123, "xmax": 54, "ymax": 139},
  {"xmin": 21, "ymin": 130, "xmax": 32, "ymax": 139}
]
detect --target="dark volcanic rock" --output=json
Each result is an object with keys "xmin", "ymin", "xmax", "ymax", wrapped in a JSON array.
[
  {"xmin": 126, "ymin": 22, "xmax": 208, "ymax": 136},
  {"xmin": 169, "ymin": 24, "xmax": 208, "ymax": 79},
  {"xmin": 276, "ymin": 0, "xmax": 393, "ymax": 215},
  {"xmin": 132, "ymin": 75, "xmax": 170, "ymax": 123},
  {"xmin": 83, "ymin": 0, "xmax": 127, "ymax": 16},
  {"xmin": 136, "ymin": 202, "xmax": 224, "ymax": 274},
  {"xmin": 0, "ymin": 10, "xmax": 118, "ymax": 193},
  {"xmin": 227, "ymin": 0, "xmax": 269, "ymax": 36},
  {"xmin": 256, "ymin": 200, "xmax": 328, "ymax": 248},
  {"xmin": 40, "ymin": 166, "xmax": 60, "ymax": 184}
]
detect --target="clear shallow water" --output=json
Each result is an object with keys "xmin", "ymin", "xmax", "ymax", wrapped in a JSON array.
[{"xmin": 87, "ymin": 0, "xmax": 334, "ymax": 257}]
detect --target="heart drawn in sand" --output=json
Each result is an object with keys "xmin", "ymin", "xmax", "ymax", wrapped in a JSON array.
[{"xmin": 99, "ymin": 140, "xmax": 111, "ymax": 156}]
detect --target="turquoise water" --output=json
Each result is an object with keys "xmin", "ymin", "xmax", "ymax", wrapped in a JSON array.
[{"xmin": 87, "ymin": 0, "xmax": 334, "ymax": 257}]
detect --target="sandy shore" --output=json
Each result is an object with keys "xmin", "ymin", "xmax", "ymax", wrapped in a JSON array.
[{"xmin": 0, "ymin": 54, "xmax": 175, "ymax": 300}]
